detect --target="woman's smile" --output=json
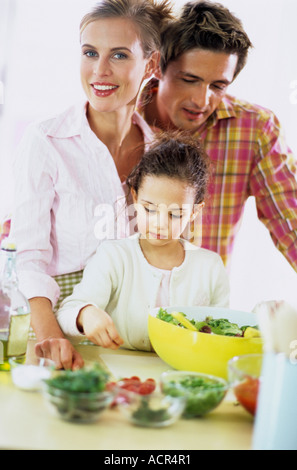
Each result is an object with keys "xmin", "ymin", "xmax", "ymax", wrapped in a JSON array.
[{"xmin": 91, "ymin": 82, "xmax": 119, "ymax": 98}]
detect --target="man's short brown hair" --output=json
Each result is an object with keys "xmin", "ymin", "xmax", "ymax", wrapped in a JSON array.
[{"xmin": 160, "ymin": 1, "xmax": 253, "ymax": 79}]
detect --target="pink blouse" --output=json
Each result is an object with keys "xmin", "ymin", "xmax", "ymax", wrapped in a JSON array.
[{"xmin": 10, "ymin": 101, "xmax": 153, "ymax": 307}]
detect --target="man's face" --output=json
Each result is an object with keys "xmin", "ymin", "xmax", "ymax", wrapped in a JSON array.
[{"xmin": 156, "ymin": 48, "xmax": 238, "ymax": 132}]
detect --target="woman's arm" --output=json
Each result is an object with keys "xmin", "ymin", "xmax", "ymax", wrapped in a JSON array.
[
  {"xmin": 30, "ymin": 297, "xmax": 84, "ymax": 370},
  {"xmin": 11, "ymin": 125, "xmax": 84, "ymax": 370}
]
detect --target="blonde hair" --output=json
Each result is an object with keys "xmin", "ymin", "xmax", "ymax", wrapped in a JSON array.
[{"xmin": 80, "ymin": 0, "xmax": 174, "ymax": 58}]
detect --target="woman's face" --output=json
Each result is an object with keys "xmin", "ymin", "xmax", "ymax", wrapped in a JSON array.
[{"xmin": 80, "ymin": 17, "xmax": 152, "ymax": 114}]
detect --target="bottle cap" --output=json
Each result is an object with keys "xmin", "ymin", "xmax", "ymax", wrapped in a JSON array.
[{"xmin": 1, "ymin": 237, "xmax": 17, "ymax": 251}]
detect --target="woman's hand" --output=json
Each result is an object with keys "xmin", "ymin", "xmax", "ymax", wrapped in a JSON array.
[
  {"xmin": 35, "ymin": 337, "xmax": 84, "ymax": 371},
  {"xmin": 29, "ymin": 297, "xmax": 84, "ymax": 370},
  {"xmin": 77, "ymin": 305, "xmax": 124, "ymax": 350}
]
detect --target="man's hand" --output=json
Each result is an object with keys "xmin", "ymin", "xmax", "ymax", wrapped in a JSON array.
[
  {"xmin": 77, "ymin": 305, "xmax": 124, "ymax": 350},
  {"xmin": 35, "ymin": 337, "xmax": 84, "ymax": 370}
]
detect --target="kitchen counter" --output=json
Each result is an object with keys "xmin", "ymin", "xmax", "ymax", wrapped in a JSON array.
[{"xmin": 0, "ymin": 341, "xmax": 254, "ymax": 451}]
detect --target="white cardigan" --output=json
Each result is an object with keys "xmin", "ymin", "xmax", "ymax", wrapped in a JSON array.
[{"xmin": 57, "ymin": 234, "xmax": 230, "ymax": 351}]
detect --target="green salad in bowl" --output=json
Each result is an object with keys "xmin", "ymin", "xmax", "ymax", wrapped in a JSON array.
[
  {"xmin": 42, "ymin": 364, "xmax": 113, "ymax": 423},
  {"xmin": 157, "ymin": 308, "xmax": 260, "ymax": 337},
  {"xmin": 160, "ymin": 370, "xmax": 228, "ymax": 418}
]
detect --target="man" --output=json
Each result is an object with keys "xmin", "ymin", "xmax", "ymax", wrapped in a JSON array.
[{"xmin": 138, "ymin": 0, "xmax": 297, "ymax": 271}]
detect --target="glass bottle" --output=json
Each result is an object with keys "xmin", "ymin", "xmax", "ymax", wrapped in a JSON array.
[{"xmin": 0, "ymin": 239, "xmax": 31, "ymax": 371}]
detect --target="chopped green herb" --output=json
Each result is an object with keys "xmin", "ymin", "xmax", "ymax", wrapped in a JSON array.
[
  {"xmin": 132, "ymin": 399, "xmax": 171, "ymax": 425},
  {"xmin": 43, "ymin": 364, "xmax": 111, "ymax": 422},
  {"xmin": 44, "ymin": 363, "xmax": 109, "ymax": 393}
]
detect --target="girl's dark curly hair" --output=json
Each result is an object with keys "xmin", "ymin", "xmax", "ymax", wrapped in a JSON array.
[{"xmin": 126, "ymin": 130, "xmax": 211, "ymax": 205}]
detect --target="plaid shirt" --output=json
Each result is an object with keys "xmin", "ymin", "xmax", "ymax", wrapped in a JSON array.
[{"xmin": 138, "ymin": 79, "xmax": 297, "ymax": 271}]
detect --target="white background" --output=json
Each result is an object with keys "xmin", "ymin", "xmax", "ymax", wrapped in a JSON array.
[{"xmin": 0, "ymin": 0, "xmax": 296, "ymax": 310}]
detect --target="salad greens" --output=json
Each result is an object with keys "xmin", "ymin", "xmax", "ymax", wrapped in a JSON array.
[
  {"xmin": 156, "ymin": 307, "xmax": 258, "ymax": 337},
  {"xmin": 162, "ymin": 374, "xmax": 227, "ymax": 417},
  {"xmin": 43, "ymin": 364, "xmax": 112, "ymax": 422},
  {"xmin": 44, "ymin": 363, "xmax": 109, "ymax": 393}
]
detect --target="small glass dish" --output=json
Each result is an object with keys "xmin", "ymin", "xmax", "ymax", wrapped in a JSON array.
[
  {"xmin": 9, "ymin": 356, "xmax": 56, "ymax": 391},
  {"xmin": 42, "ymin": 383, "xmax": 114, "ymax": 423},
  {"xmin": 160, "ymin": 370, "xmax": 228, "ymax": 418},
  {"xmin": 228, "ymin": 354, "xmax": 262, "ymax": 416},
  {"xmin": 116, "ymin": 388, "xmax": 186, "ymax": 427},
  {"xmin": 42, "ymin": 364, "xmax": 113, "ymax": 423}
]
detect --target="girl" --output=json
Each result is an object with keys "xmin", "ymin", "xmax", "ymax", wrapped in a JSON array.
[
  {"xmin": 10, "ymin": 0, "xmax": 173, "ymax": 369},
  {"xmin": 57, "ymin": 131, "xmax": 230, "ymax": 352}
]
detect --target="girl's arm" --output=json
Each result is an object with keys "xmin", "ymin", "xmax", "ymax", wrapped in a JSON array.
[
  {"xmin": 56, "ymin": 242, "xmax": 120, "ymax": 346},
  {"xmin": 77, "ymin": 304, "xmax": 123, "ymax": 349},
  {"xmin": 30, "ymin": 297, "xmax": 84, "ymax": 370}
]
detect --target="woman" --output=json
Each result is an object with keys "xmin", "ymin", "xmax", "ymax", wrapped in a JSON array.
[{"xmin": 10, "ymin": 0, "xmax": 173, "ymax": 370}]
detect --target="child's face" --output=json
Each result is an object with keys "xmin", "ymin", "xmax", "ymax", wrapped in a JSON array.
[{"xmin": 132, "ymin": 175, "xmax": 203, "ymax": 244}]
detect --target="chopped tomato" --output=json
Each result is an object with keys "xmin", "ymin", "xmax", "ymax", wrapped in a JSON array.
[
  {"xmin": 123, "ymin": 383, "xmax": 140, "ymax": 393},
  {"xmin": 129, "ymin": 376, "xmax": 141, "ymax": 382},
  {"xmin": 234, "ymin": 376, "xmax": 260, "ymax": 416},
  {"xmin": 145, "ymin": 378, "xmax": 156, "ymax": 384},
  {"xmin": 138, "ymin": 382, "xmax": 155, "ymax": 395},
  {"xmin": 107, "ymin": 376, "xmax": 156, "ymax": 406}
]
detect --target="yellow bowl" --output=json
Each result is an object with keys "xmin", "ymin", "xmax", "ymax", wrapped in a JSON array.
[{"xmin": 148, "ymin": 306, "xmax": 263, "ymax": 379}]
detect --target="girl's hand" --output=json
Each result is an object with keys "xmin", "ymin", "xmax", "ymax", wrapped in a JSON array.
[{"xmin": 77, "ymin": 305, "xmax": 124, "ymax": 350}]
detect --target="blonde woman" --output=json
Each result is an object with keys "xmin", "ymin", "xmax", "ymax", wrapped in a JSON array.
[{"xmin": 10, "ymin": 0, "xmax": 173, "ymax": 370}]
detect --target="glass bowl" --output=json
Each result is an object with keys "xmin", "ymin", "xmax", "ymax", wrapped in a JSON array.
[
  {"xmin": 42, "ymin": 364, "xmax": 113, "ymax": 423},
  {"xmin": 9, "ymin": 356, "xmax": 56, "ymax": 391},
  {"xmin": 43, "ymin": 384, "xmax": 114, "ymax": 423},
  {"xmin": 160, "ymin": 370, "xmax": 228, "ymax": 418},
  {"xmin": 116, "ymin": 388, "xmax": 186, "ymax": 427},
  {"xmin": 228, "ymin": 353, "xmax": 263, "ymax": 416},
  {"xmin": 106, "ymin": 376, "xmax": 157, "ymax": 407}
]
